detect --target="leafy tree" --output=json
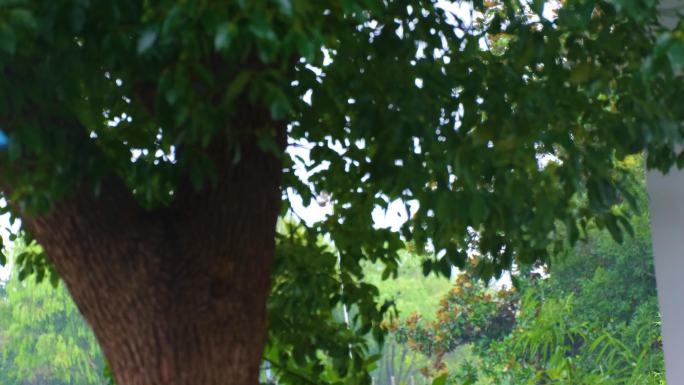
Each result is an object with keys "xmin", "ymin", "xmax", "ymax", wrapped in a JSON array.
[
  {"xmin": 547, "ymin": 204, "xmax": 656, "ymax": 331},
  {"xmin": 392, "ymin": 273, "xmax": 518, "ymax": 378},
  {"xmin": 462, "ymin": 284, "xmax": 664, "ymax": 385},
  {"xmin": 367, "ymin": 252, "xmax": 454, "ymax": 385},
  {"xmin": 0, "ymin": 242, "xmax": 106, "ymax": 385},
  {"xmin": 414, "ymin": 169, "xmax": 665, "ymax": 385},
  {"xmin": 0, "ymin": 0, "xmax": 682, "ymax": 384}
]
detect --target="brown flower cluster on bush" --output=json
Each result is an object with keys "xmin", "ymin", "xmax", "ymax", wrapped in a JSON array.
[{"xmin": 393, "ymin": 274, "xmax": 519, "ymax": 376}]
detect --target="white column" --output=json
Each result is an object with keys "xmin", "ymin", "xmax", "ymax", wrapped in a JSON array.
[
  {"xmin": 648, "ymin": 169, "xmax": 684, "ymax": 384},
  {"xmin": 649, "ymin": 2, "xmax": 684, "ymax": 384}
]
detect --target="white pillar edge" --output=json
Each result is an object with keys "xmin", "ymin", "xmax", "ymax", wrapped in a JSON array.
[
  {"xmin": 648, "ymin": 2, "xmax": 684, "ymax": 384},
  {"xmin": 647, "ymin": 168, "xmax": 684, "ymax": 384}
]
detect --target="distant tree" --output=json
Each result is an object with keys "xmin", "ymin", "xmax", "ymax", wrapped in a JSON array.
[
  {"xmin": 392, "ymin": 273, "xmax": 518, "ymax": 377},
  {"xmin": 0, "ymin": 1, "xmax": 682, "ymax": 384},
  {"xmin": 366, "ymin": 252, "xmax": 453, "ymax": 385},
  {"xmin": 437, "ymin": 167, "xmax": 664, "ymax": 384},
  {"xmin": 0, "ymin": 242, "xmax": 106, "ymax": 385}
]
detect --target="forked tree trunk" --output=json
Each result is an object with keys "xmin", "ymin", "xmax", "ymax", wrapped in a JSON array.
[{"xmin": 21, "ymin": 120, "xmax": 284, "ymax": 384}]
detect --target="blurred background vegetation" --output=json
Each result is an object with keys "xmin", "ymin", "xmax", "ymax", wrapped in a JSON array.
[{"xmin": 0, "ymin": 240, "xmax": 107, "ymax": 385}]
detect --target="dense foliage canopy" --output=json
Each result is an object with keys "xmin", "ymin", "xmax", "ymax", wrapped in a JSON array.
[{"xmin": 2, "ymin": 0, "xmax": 683, "ymax": 272}]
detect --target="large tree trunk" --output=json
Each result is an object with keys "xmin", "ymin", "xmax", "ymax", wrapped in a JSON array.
[{"xmin": 21, "ymin": 120, "xmax": 284, "ymax": 385}]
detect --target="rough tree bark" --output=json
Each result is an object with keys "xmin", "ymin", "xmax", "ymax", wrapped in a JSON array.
[{"xmin": 20, "ymin": 107, "xmax": 285, "ymax": 385}]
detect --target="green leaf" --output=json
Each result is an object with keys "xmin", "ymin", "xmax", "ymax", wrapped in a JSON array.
[
  {"xmin": 258, "ymin": 133, "xmax": 283, "ymax": 157},
  {"xmin": 223, "ymin": 71, "xmax": 251, "ymax": 103},
  {"xmin": 0, "ymin": 23, "xmax": 16, "ymax": 54},
  {"xmin": 296, "ymin": 36, "xmax": 315, "ymax": 62},
  {"xmin": 15, "ymin": 250, "xmax": 27, "ymax": 265},
  {"xmin": 605, "ymin": 215, "xmax": 624, "ymax": 244},
  {"xmin": 270, "ymin": 93, "xmax": 291, "ymax": 120},
  {"xmin": 668, "ymin": 40, "xmax": 684, "ymax": 71},
  {"xmin": 249, "ymin": 14, "xmax": 277, "ymax": 42},
  {"xmin": 432, "ymin": 373, "xmax": 448, "ymax": 385},
  {"xmin": 137, "ymin": 28, "xmax": 158, "ymax": 54},
  {"xmin": 511, "ymin": 274, "xmax": 522, "ymax": 290},
  {"xmin": 435, "ymin": 258, "xmax": 451, "ymax": 278},
  {"xmin": 363, "ymin": 353, "xmax": 381, "ymax": 366},
  {"xmin": 531, "ymin": 0, "xmax": 544, "ymax": 15},
  {"xmin": 570, "ymin": 62, "xmax": 593, "ymax": 84},
  {"xmin": 214, "ymin": 22, "xmax": 236, "ymax": 52},
  {"xmin": 470, "ymin": 194, "xmax": 488, "ymax": 225},
  {"xmin": 35, "ymin": 264, "xmax": 45, "ymax": 283},
  {"xmin": 617, "ymin": 215, "xmax": 635, "ymax": 238},
  {"xmin": 273, "ymin": 0, "xmax": 293, "ymax": 17},
  {"xmin": 9, "ymin": 9, "xmax": 37, "ymax": 30},
  {"xmin": 422, "ymin": 259, "xmax": 432, "ymax": 276},
  {"xmin": 161, "ymin": 5, "xmax": 183, "ymax": 38},
  {"xmin": 49, "ymin": 269, "xmax": 60, "ymax": 288},
  {"xmin": 70, "ymin": 5, "xmax": 86, "ymax": 31}
]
